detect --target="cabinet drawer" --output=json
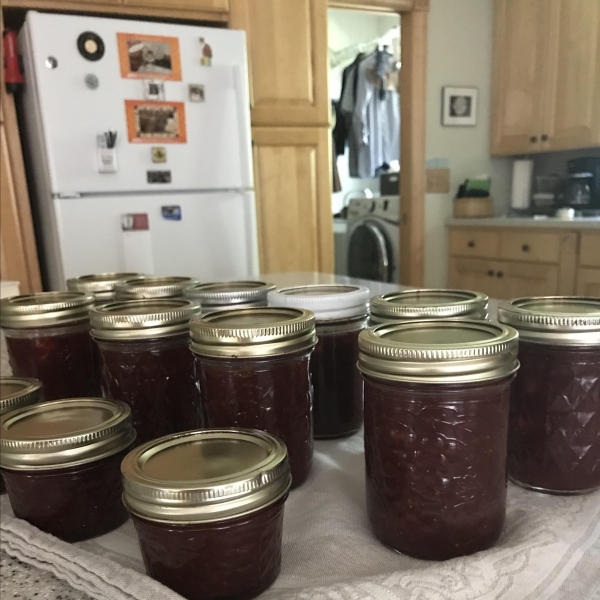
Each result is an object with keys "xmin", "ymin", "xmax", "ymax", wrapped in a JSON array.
[
  {"xmin": 449, "ymin": 229, "xmax": 500, "ymax": 259},
  {"xmin": 499, "ymin": 230, "xmax": 561, "ymax": 263},
  {"xmin": 579, "ymin": 233, "xmax": 600, "ymax": 268}
]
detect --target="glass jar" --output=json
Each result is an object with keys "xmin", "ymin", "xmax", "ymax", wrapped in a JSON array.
[
  {"xmin": 369, "ymin": 289, "xmax": 489, "ymax": 325},
  {"xmin": 115, "ymin": 276, "xmax": 199, "ymax": 300},
  {"xmin": 499, "ymin": 296, "xmax": 600, "ymax": 495},
  {"xmin": 191, "ymin": 307, "xmax": 316, "ymax": 487},
  {"xmin": 122, "ymin": 429, "xmax": 291, "ymax": 600},
  {"xmin": 0, "ymin": 398, "xmax": 135, "ymax": 541},
  {"xmin": 358, "ymin": 320, "xmax": 519, "ymax": 560},
  {"xmin": 91, "ymin": 299, "xmax": 201, "ymax": 444},
  {"xmin": 0, "ymin": 377, "xmax": 44, "ymax": 494},
  {"xmin": 1, "ymin": 292, "xmax": 100, "ymax": 400},
  {"xmin": 67, "ymin": 272, "xmax": 142, "ymax": 306},
  {"xmin": 268, "ymin": 284, "xmax": 370, "ymax": 438},
  {"xmin": 185, "ymin": 280, "xmax": 275, "ymax": 312}
]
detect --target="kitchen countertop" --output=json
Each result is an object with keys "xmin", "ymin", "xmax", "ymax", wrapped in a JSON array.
[{"xmin": 447, "ymin": 216, "xmax": 600, "ymax": 229}]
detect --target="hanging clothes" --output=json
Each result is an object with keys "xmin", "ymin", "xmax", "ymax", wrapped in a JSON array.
[{"xmin": 333, "ymin": 53, "xmax": 364, "ymax": 158}]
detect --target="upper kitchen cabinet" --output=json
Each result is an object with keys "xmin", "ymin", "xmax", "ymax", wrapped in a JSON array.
[
  {"xmin": 122, "ymin": 0, "xmax": 229, "ymax": 11},
  {"xmin": 491, "ymin": 0, "xmax": 600, "ymax": 155},
  {"xmin": 229, "ymin": 0, "xmax": 330, "ymax": 126}
]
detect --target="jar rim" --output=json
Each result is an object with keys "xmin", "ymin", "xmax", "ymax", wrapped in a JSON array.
[
  {"xmin": 115, "ymin": 276, "xmax": 199, "ymax": 300},
  {"xmin": 0, "ymin": 377, "xmax": 44, "ymax": 416},
  {"xmin": 184, "ymin": 280, "xmax": 275, "ymax": 306},
  {"xmin": 67, "ymin": 272, "xmax": 143, "ymax": 295}
]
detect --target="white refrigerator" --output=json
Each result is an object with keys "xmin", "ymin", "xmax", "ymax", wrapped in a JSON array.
[{"xmin": 18, "ymin": 11, "xmax": 258, "ymax": 291}]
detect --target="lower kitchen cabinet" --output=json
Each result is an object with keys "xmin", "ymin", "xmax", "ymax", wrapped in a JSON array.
[{"xmin": 576, "ymin": 268, "xmax": 600, "ymax": 296}]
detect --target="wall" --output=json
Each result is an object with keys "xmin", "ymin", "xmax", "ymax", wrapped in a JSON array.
[{"xmin": 424, "ymin": 0, "xmax": 512, "ymax": 287}]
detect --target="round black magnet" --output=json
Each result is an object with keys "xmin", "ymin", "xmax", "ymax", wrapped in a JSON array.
[{"xmin": 77, "ymin": 32, "xmax": 105, "ymax": 61}]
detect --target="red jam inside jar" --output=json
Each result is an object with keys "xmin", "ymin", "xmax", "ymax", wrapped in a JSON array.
[
  {"xmin": 122, "ymin": 429, "xmax": 291, "ymax": 600},
  {"xmin": 358, "ymin": 320, "xmax": 519, "ymax": 560},
  {"xmin": 0, "ymin": 398, "xmax": 135, "ymax": 542},
  {"xmin": 499, "ymin": 297, "xmax": 600, "ymax": 495},
  {"xmin": 91, "ymin": 299, "xmax": 202, "ymax": 444},
  {"xmin": 191, "ymin": 307, "xmax": 317, "ymax": 487},
  {"xmin": 1, "ymin": 293, "xmax": 100, "ymax": 400}
]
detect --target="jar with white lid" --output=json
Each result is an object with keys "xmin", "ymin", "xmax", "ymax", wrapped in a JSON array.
[
  {"xmin": 369, "ymin": 289, "xmax": 489, "ymax": 325},
  {"xmin": 67, "ymin": 272, "xmax": 142, "ymax": 306},
  {"xmin": 498, "ymin": 296, "xmax": 600, "ymax": 494},
  {"xmin": 185, "ymin": 280, "xmax": 275, "ymax": 312},
  {"xmin": 115, "ymin": 276, "xmax": 199, "ymax": 300},
  {"xmin": 268, "ymin": 284, "xmax": 370, "ymax": 438}
]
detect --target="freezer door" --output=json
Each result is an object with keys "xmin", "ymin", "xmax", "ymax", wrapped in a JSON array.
[
  {"xmin": 21, "ymin": 11, "xmax": 252, "ymax": 195},
  {"xmin": 53, "ymin": 192, "xmax": 259, "ymax": 288}
]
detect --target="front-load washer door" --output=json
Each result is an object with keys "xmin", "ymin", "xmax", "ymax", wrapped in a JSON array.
[{"xmin": 347, "ymin": 219, "xmax": 394, "ymax": 282}]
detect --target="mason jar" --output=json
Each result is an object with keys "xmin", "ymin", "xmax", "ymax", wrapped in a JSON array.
[
  {"xmin": 268, "ymin": 284, "xmax": 370, "ymax": 438},
  {"xmin": 358, "ymin": 319, "xmax": 519, "ymax": 560},
  {"xmin": 499, "ymin": 296, "xmax": 600, "ymax": 494},
  {"xmin": 67, "ymin": 272, "xmax": 141, "ymax": 306},
  {"xmin": 0, "ymin": 398, "xmax": 135, "ymax": 541},
  {"xmin": 122, "ymin": 429, "xmax": 291, "ymax": 600},
  {"xmin": 115, "ymin": 276, "xmax": 199, "ymax": 300},
  {"xmin": 369, "ymin": 289, "xmax": 489, "ymax": 325},
  {"xmin": 191, "ymin": 307, "xmax": 316, "ymax": 487},
  {"xmin": 91, "ymin": 299, "xmax": 201, "ymax": 444},
  {"xmin": 1, "ymin": 292, "xmax": 100, "ymax": 400},
  {"xmin": 185, "ymin": 280, "xmax": 275, "ymax": 312}
]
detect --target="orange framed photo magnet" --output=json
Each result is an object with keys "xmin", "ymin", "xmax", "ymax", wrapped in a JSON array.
[
  {"xmin": 125, "ymin": 100, "xmax": 187, "ymax": 144},
  {"xmin": 117, "ymin": 33, "xmax": 182, "ymax": 81}
]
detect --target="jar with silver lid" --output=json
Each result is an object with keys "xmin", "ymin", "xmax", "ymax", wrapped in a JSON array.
[
  {"xmin": 369, "ymin": 289, "xmax": 489, "ymax": 325},
  {"xmin": 122, "ymin": 428, "xmax": 291, "ymax": 600},
  {"xmin": 0, "ymin": 398, "xmax": 135, "ymax": 541},
  {"xmin": 115, "ymin": 276, "xmax": 199, "ymax": 300},
  {"xmin": 185, "ymin": 280, "xmax": 275, "ymax": 312},
  {"xmin": 190, "ymin": 307, "xmax": 317, "ymax": 487},
  {"xmin": 268, "ymin": 284, "xmax": 369, "ymax": 438},
  {"xmin": 358, "ymin": 319, "xmax": 519, "ymax": 560},
  {"xmin": 498, "ymin": 296, "xmax": 600, "ymax": 495},
  {"xmin": 91, "ymin": 299, "xmax": 201, "ymax": 443},
  {"xmin": 67, "ymin": 272, "xmax": 142, "ymax": 306},
  {"xmin": 0, "ymin": 292, "xmax": 100, "ymax": 400}
]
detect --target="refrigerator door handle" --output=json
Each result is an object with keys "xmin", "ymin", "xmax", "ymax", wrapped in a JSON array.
[{"xmin": 233, "ymin": 64, "xmax": 254, "ymax": 189}]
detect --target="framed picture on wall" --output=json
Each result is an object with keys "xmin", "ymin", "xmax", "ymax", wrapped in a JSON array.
[{"xmin": 441, "ymin": 86, "xmax": 478, "ymax": 126}]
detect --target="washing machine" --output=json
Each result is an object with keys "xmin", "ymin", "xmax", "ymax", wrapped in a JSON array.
[{"xmin": 345, "ymin": 196, "xmax": 400, "ymax": 282}]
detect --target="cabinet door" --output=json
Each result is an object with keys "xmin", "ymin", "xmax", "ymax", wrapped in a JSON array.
[
  {"xmin": 576, "ymin": 268, "xmax": 600, "ymax": 296},
  {"xmin": 230, "ymin": 0, "xmax": 329, "ymax": 126},
  {"xmin": 252, "ymin": 127, "xmax": 333, "ymax": 273},
  {"xmin": 580, "ymin": 232, "xmax": 600, "ymax": 268},
  {"xmin": 542, "ymin": 0, "xmax": 600, "ymax": 151},
  {"xmin": 123, "ymin": 0, "xmax": 228, "ymax": 10},
  {"xmin": 447, "ymin": 257, "xmax": 500, "ymax": 298},
  {"xmin": 495, "ymin": 261, "xmax": 559, "ymax": 299},
  {"xmin": 490, "ymin": 0, "xmax": 548, "ymax": 155}
]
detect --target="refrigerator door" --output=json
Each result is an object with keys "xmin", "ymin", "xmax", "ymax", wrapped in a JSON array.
[
  {"xmin": 20, "ymin": 11, "xmax": 252, "ymax": 195},
  {"xmin": 53, "ymin": 192, "xmax": 259, "ymax": 288}
]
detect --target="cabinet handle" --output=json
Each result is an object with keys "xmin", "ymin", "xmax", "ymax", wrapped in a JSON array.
[
  {"xmin": 530, "ymin": 136, "xmax": 538, "ymax": 143},
  {"xmin": 487, "ymin": 270, "xmax": 494, "ymax": 277},
  {"xmin": 521, "ymin": 244, "xmax": 530, "ymax": 252},
  {"xmin": 467, "ymin": 240, "xmax": 475, "ymax": 248},
  {"xmin": 541, "ymin": 134, "xmax": 548, "ymax": 142},
  {"xmin": 496, "ymin": 271, "xmax": 504, "ymax": 278}
]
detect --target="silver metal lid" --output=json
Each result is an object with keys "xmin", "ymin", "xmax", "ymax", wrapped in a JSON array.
[
  {"xmin": 369, "ymin": 289, "xmax": 489, "ymax": 324},
  {"xmin": 0, "ymin": 398, "xmax": 135, "ymax": 470},
  {"xmin": 115, "ymin": 276, "xmax": 199, "ymax": 300},
  {"xmin": 0, "ymin": 292, "xmax": 95, "ymax": 328},
  {"xmin": 91, "ymin": 299, "xmax": 201, "ymax": 341},
  {"xmin": 67, "ymin": 272, "xmax": 142, "ymax": 301},
  {"xmin": 190, "ymin": 307, "xmax": 316, "ymax": 358},
  {"xmin": 121, "ymin": 428, "xmax": 291, "ymax": 523},
  {"xmin": 0, "ymin": 378, "xmax": 44, "ymax": 416},
  {"xmin": 358, "ymin": 319, "xmax": 519, "ymax": 383},
  {"xmin": 498, "ymin": 297, "xmax": 600, "ymax": 345},
  {"xmin": 184, "ymin": 281, "xmax": 275, "ymax": 309}
]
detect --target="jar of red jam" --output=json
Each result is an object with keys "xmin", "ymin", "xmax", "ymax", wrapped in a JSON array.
[
  {"xmin": 67, "ymin": 272, "xmax": 142, "ymax": 306},
  {"xmin": 499, "ymin": 296, "xmax": 600, "ymax": 495},
  {"xmin": 358, "ymin": 319, "xmax": 519, "ymax": 560},
  {"xmin": 0, "ymin": 377, "xmax": 44, "ymax": 494},
  {"xmin": 0, "ymin": 397, "xmax": 135, "ymax": 541},
  {"xmin": 369, "ymin": 289, "xmax": 489, "ymax": 325},
  {"xmin": 91, "ymin": 299, "xmax": 201, "ymax": 444},
  {"xmin": 185, "ymin": 280, "xmax": 275, "ymax": 312},
  {"xmin": 268, "ymin": 284, "xmax": 369, "ymax": 438},
  {"xmin": 122, "ymin": 428, "xmax": 291, "ymax": 600},
  {"xmin": 115, "ymin": 276, "xmax": 199, "ymax": 300},
  {"xmin": 1, "ymin": 292, "xmax": 101, "ymax": 400},
  {"xmin": 191, "ymin": 307, "xmax": 316, "ymax": 487}
]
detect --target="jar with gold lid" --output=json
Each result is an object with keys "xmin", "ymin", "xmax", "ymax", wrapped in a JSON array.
[
  {"xmin": 115, "ymin": 275, "xmax": 199, "ymax": 300},
  {"xmin": 268, "ymin": 284, "xmax": 370, "ymax": 438},
  {"xmin": 358, "ymin": 319, "xmax": 519, "ymax": 560},
  {"xmin": 91, "ymin": 299, "xmax": 201, "ymax": 443},
  {"xmin": 0, "ymin": 292, "xmax": 100, "ymax": 400},
  {"xmin": 369, "ymin": 289, "xmax": 489, "ymax": 325},
  {"xmin": 190, "ymin": 307, "xmax": 317, "ymax": 487},
  {"xmin": 499, "ymin": 296, "xmax": 600, "ymax": 495},
  {"xmin": 67, "ymin": 272, "xmax": 142, "ymax": 306},
  {"xmin": 185, "ymin": 280, "xmax": 275, "ymax": 312},
  {"xmin": 0, "ymin": 398, "xmax": 135, "ymax": 541}
]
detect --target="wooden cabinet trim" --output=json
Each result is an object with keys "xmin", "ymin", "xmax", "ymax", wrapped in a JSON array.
[
  {"xmin": 580, "ymin": 233, "xmax": 600, "ymax": 268},
  {"xmin": 328, "ymin": 0, "xmax": 415, "ymax": 12}
]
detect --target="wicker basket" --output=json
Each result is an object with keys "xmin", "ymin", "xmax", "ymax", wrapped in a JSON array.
[{"xmin": 453, "ymin": 197, "xmax": 495, "ymax": 218}]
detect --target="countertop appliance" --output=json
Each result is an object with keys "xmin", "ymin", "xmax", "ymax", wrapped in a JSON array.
[
  {"xmin": 564, "ymin": 157, "xmax": 600, "ymax": 210},
  {"xmin": 345, "ymin": 196, "xmax": 399, "ymax": 283},
  {"xmin": 18, "ymin": 11, "xmax": 257, "ymax": 290}
]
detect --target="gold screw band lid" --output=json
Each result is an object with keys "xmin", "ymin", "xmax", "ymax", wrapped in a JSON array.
[
  {"xmin": 67, "ymin": 272, "xmax": 142, "ymax": 299},
  {"xmin": 0, "ymin": 378, "xmax": 44, "ymax": 416},
  {"xmin": 184, "ymin": 281, "xmax": 275, "ymax": 308},
  {"xmin": 115, "ymin": 276, "xmax": 199, "ymax": 300},
  {"xmin": 121, "ymin": 428, "xmax": 291, "ymax": 523}
]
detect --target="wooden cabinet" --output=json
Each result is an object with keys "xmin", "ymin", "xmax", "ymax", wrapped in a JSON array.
[
  {"xmin": 576, "ymin": 232, "xmax": 600, "ymax": 295},
  {"xmin": 491, "ymin": 0, "xmax": 600, "ymax": 155},
  {"xmin": 230, "ymin": 0, "xmax": 329, "ymax": 127},
  {"xmin": 448, "ymin": 257, "xmax": 501, "ymax": 298},
  {"xmin": 122, "ymin": 0, "xmax": 228, "ymax": 10},
  {"xmin": 252, "ymin": 127, "xmax": 333, "ymax": 273},
  {"xmin": 576, "ymin": 268, "xmax": 600, "ymax": 295}
]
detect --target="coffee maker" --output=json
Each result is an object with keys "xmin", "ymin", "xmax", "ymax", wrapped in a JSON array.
[{"xmin": 564, "ymin": 157, "xmax": 600, "ymax": 210}]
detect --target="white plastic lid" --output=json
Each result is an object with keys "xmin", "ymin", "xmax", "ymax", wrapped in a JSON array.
[{"xmin": 268, "ymin": 284, "xmax": 370, "ymax": 321}]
